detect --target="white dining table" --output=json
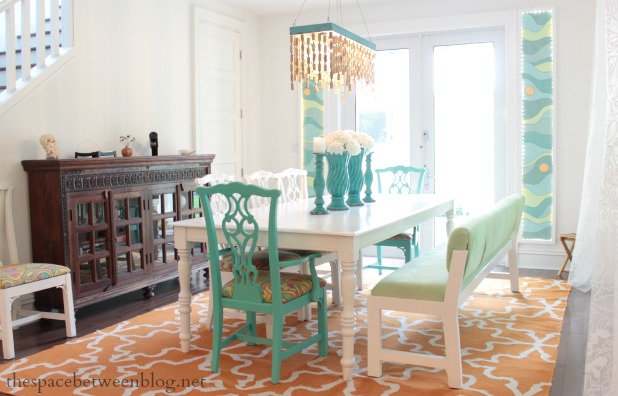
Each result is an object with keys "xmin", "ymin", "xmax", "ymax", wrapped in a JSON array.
[{"xmin": 173, "ymin": 193, "xmax": 454, "ymax": 380}]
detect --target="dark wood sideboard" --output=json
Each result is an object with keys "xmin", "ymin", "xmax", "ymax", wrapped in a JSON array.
[{"xmin": 21, "ymin": 155, "xmax": 214, "ymax": 310}]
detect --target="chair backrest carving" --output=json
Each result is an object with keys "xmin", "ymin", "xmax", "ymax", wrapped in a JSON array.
[
  {"xmin": 276, "ymin": 168, "xmax": 308, "ymax": 202},
  {"xmin": 375, "ymin": 165, "xmax": 426, "ymax": 195},
  {"xmin": 197, "ymin": 182, "xmax": 284, "ymax": 303},
  {"xmin": 243, "ymin": 170, "xmax": 278, "ymax": 208},
  {"xmin": 195, "ymin": 172, "xmax": 236, "ymax": 216}
]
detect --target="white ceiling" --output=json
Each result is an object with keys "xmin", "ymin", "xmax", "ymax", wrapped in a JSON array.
[{"xmin": 224, "ymin": 0, "xmax": 384, "ymax": 17}]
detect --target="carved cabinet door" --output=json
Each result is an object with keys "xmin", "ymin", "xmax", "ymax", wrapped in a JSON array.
[{"xmin": 67, "ymin": 190, "xmax": 113, "ymax": 297}]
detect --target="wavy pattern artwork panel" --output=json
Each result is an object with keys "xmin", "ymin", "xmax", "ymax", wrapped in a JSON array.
[
  {"xmin": 521, "ymin": 10, "xmax": 554, "ymax": 241},
  {"xmin": 301, "ymin": 84, "xmax": 324, "ymax": 197}
]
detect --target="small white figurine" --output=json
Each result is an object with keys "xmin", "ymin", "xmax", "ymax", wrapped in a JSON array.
[{"xmin": 39, "ymin": 134, "xmax": 60, "ymax": 159}]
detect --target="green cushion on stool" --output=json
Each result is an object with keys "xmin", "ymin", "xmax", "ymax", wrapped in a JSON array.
[{"xmin": 0, "ymin": 263, "xmax": 70, "ymax": 289}]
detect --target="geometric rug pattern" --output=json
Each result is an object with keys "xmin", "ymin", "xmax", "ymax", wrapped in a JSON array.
[{"xmin": 0, "ymin": 276, "xmax": 570, "ymax": 395}]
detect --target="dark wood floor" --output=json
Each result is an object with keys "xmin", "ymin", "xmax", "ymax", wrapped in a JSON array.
[{"xmin": 4, "ymin": 268, "xmax": 588, "ymax": 394}]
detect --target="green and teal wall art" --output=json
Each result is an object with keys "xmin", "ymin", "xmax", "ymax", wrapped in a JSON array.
[
  {"xmin": 301, "ymin": 84, "xmax": 324, "ymax": 197},
  {"xmin": 521, "ymin": 10, "xmax": 554, "ymax": 241}
]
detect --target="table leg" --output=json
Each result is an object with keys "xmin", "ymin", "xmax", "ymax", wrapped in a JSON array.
[
  {"xmin": 340, "ymin": 259, "xmax": 357, "ymax": 380},
  {"xmin": 177, "ymin": 246, "xmax": 193, "ymax": 352},
  {"xmin": 446, "ymin": 207, "xmax": 455, "ymax": 236}
]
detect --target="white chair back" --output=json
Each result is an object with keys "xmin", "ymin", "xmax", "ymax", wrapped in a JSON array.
[
  {"xmin": 243, "ymin": 170, "xmax": 278, "ymax": 208},
  {"xmin": 194, "ymin": 173, "xmax": 236, "ymax": 216},
  {"xmin": 0, "ymin": 185, "xmax": 19, "ymax": 266},
  {"xmin": 276, "ymin": 168, "xmax": 308, "ymax": 202}
]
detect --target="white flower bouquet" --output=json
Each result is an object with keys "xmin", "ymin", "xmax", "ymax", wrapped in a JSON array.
[
  {"xmin": 347, "ymin": 130, "xmax": 375, "ymax": 152},
  {"xmin": 325, "ymin": 130, "xmax": 362, "ymax": 156}
]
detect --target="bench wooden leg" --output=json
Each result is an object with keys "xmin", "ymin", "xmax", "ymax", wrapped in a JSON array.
[{"xmin": 443, "ymin": 311, "xmax": 463, "ymax": 389}]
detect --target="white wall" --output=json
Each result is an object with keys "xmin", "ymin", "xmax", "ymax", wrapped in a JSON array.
[
  {"xmin": 0, "ymin": 0, "xmax": 261, "ymax": 263},
  {"xmin": 0, "ymin": 0, "xmax": 595, "ymax": 270},
  {"xmin": 256, "ymin": 0, "xmax": 595, "ymax": 269}
]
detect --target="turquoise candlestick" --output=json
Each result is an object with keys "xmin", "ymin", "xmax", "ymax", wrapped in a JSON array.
[
  {"xmin": 363, "ymin": 151, "xmax": 376, "ymax": 203},
  {"xmin": 310, "ymin": 153, "xmax": 329, "ymax": 215}
]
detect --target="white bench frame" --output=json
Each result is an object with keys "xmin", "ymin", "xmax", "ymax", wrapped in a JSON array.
[{"xmin": 367, "ymin": 234, "xmax": 519, "ymax": 389}]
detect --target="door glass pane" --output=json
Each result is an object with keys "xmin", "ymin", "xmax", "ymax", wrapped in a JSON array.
[
  {"xmin": 96, "ymin": 258, "xmax": 109, "ymax": 281},
  {"xmin": 163, "ymin": 192, "xmax": 175, "ymax": 213},
  {"xmin": 132, "ymin": 251, "xmax": 144, "ymax": 271},
  {"xmin": 129, "ymin": 197, "xmax": 141, "ymax": 218},
  {"xmin": 94, "ymin": 202, "xmax": 105, "ymax": 224},
  {"xmin": 116, "ymin": 226, "xmax": 127, "ymax": 246},
  {"xmin": 154, "ymin": 219, "xmax": 164, "ymax": 239},
  {"xmin": 95, "ymin": 230, "xmax": 107, "ymax": 252},
  {"xmin": 117, "ymin": 253, "xmax": 130, "ymax": 274},
  {"xmin": 78, "ymin": 232, "xmax": 91, "ymax": 255},
  {"xmin": 80, "ymin": 261, "xmax": 93, "ymax": 284},
  {"xmin": 152, "ymin": 194, "xmax": 162, "ymax": 215},
  {"xmin": 433, "ymin": 43, "xmax": 495, "ymax": 218},
  {"xmin": 77, "ymin": 203, "xmax": 90, "ymax": 226},
  {"xmin": 180, "ymin": 191, "xmax": 189, "ymax": 211},
  {"xmin": 356, "ymin": 49, "xmax": 410, "ymax": 170},
  {"xmin": 115, "ymin": 199, "xmax": 127, "ymax": 220},
  {"xmin": 130, "ymin": 224, "xmax": 142, "ymax": 244}
]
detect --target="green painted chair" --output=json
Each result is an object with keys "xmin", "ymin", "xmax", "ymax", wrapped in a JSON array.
[
  {"xmin": 360, "ymin": 165, "xmax": 426, "ymax": 285},
  {"xmin": 196, "ymin": 182, "xmax": 329, "ymax": 384}
]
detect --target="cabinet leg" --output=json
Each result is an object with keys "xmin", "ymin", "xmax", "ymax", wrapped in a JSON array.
[{"xmin": 142, "ymin": 286, "xmax": 155, "ymax": 299}]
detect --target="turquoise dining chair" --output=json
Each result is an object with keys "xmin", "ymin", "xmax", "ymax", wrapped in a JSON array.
[
  {"xmin": 360, "ymin": 165, "xmax": 426, "ymax": 283},
  {"xmin": 196, "ymin": 182, "xmax": 328, "ymax": 384}
]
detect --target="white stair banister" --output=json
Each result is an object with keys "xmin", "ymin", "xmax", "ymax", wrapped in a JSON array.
[
  {"xmin": 5, "ymin": 3, "xmax": 16, "ymax": 92},
  {"xmin": 21, "ymin": 0, "xmax": 31, "ymax": 81},
  {"xmin": 36, "ymin": 0, "xmax": 45, "ymax": 68},
  {"xmin": 50, "ymin": 0, "xmax": 58, "ymax": 57},
  {"xmin": 0, "ymin": 0, "xmax": 73, "ymax": 107}
]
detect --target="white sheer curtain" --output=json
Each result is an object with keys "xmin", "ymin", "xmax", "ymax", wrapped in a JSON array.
[{"xmin": 568, "ymin": 0, "xmax": 618, "ymax": 394}]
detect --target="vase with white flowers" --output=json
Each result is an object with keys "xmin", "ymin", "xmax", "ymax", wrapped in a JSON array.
[
  {"xmin": 324, "ymin": 130, "xmax": 361, "ymax": 210},
  {"xmin": 120, "ymin": 134, "xmax": 136, "ymax": 157},
  {"xmin": 346, "ymin": 130, "xmax": 375, "ymax": 206}
]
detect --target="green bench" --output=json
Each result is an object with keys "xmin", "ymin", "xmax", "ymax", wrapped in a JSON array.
[{"xmin": 367, "ymin": 194, "xmax": 525, "ymax": 389}]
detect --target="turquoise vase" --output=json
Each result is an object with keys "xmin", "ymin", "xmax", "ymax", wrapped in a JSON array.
[
  {"xmin": 325, "ymin": 152, "xmax": 350, "ymax": 211},
  {"xmin": 346, "ymin": 149, "xmax": 365, "ymax": 206}
]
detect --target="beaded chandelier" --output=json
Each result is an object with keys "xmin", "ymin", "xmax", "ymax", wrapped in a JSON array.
[{"xmin": 290, "ymin": 20, "xmax": 375, "ymax": 97}]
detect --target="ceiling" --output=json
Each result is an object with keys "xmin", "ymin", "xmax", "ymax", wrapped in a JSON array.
[{"xmin": 224, "ymin": 0, "xmax": 384, "ymax": 17}]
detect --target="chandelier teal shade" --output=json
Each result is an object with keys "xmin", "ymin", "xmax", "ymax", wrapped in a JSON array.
[{"xmin": 289, "ymin": 23, "xmax": 376, "ymax": 49}]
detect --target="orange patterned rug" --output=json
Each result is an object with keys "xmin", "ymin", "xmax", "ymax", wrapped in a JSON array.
[{"xmin": 0, "ymin": 276, "xmax": 570, "ymax": 395}]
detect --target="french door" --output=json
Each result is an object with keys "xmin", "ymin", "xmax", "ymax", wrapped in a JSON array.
[{"xmin": 356, "ymin": 28, "xmax": 506, "ymax": 247}]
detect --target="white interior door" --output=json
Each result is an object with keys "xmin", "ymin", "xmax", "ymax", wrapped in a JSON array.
[{"xmin": 194, "ymin": 8, "xmax": 244, "ymax": 177}]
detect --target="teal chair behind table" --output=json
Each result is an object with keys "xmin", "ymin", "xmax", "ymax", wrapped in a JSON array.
[
  {"xmin": 196, "ymin": 182, "xmax": 328, "ymax": 384},
  {"xmin": 361, "ymin": 165, "xmax": 426, "ymax": 284}
]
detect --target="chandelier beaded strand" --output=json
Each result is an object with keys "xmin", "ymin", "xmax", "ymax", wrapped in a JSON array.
[{"xmin": 290, "ymin": 22, "xmax": 376, "ymax": 98}]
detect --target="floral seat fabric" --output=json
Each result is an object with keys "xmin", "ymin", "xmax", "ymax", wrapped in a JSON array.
[
  {"xmin": 0, "ymin": 263, "xmax": 70, "ymax": 289},
  {"xmin": 222, "ymin": 271, "xmax": 327, "ymax": 303},
  {"xmin": 386, "ymin": 231, "xmax": 415, "ymax": 241},
  {"xmin": 219, "ymin": 250, "xmax": 302, "ymax": 272}
]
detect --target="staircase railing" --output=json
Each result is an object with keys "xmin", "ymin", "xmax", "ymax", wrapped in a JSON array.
[{"xmin": 0, "ymin": 0, "xmax": 73, "ymax": 104}]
